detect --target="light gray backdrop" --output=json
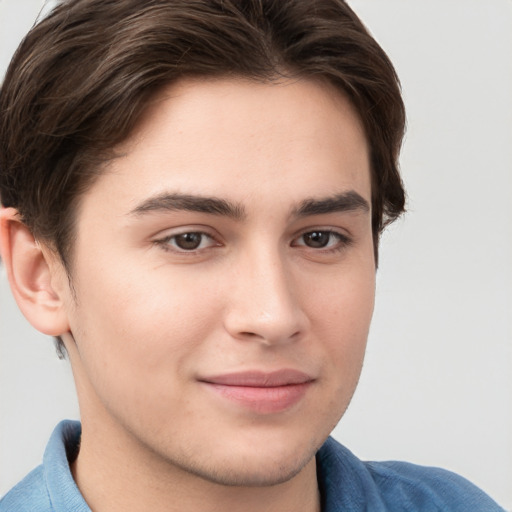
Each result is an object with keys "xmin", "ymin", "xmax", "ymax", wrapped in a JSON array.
[{"xmin": 1, "ymin": 0, "xmax": 511, "ymax": 509}]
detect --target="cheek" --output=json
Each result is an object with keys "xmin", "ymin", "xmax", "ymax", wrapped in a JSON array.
[
  {"xmin": 305, "ymin": 258, "xmax": 375, "ymax": 331},
  {"xmin": 303, "ymin": 262, "xmax": 375, "ymax": 377},
  {"xmin": 68, "ymin": 261, "xmax": 221, "ymax": 402}
]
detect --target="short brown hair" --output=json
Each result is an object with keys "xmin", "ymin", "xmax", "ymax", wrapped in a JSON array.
[{"xmin": 0, "ymin": 0, "xmax": 406, "ymax": 352}]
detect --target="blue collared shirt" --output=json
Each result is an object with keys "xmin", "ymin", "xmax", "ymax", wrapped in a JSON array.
[{"xmin": 0, "ymin": 420, "xmax": 505, "ymax": 511}]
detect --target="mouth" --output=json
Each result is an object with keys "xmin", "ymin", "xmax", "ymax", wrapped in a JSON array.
[{"xmin": 198, "ymin": 369, "xmax": 315, "ymax": 414}]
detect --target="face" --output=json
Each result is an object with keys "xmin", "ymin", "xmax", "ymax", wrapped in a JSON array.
[{"xmin": 59, "ymin": 77, "xmax": 375, "ymax": 486}]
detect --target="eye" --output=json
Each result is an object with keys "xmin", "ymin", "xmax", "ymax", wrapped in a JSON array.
[
  {"xmin": 294, "ymin": 230, "xmax": 350, "ymax": 251},
  {"xmin": 156, "ymin": 231, "xmax": 217, "ymax": 252}
]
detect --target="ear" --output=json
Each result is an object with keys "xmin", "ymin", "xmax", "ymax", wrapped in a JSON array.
[{"xmin": 0, "ymin": 207, "xmax": 70, "ymax": 336}]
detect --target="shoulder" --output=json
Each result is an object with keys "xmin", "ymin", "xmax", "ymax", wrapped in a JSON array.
[
  {"xmin": 0, "ymin": 465, "xmax": 52, "ymax": 512},
  {"xmin": 364, "ymin": 459, "xmax": 504, "ymax": 512},
  {"xmin": 317, "ymin": 437, "xmax": 505, "ymax": 512}
]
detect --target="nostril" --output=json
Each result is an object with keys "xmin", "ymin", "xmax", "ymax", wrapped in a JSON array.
[{"xmin": 239, "ymin": 331, "xmax": 260, "ymax": 338}]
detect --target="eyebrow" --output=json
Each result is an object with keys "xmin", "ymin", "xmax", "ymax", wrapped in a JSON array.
[
  {"xmin": 128, "ymin": 190, "xmax": 369, "ymax": 221},
  {"xmin": 292, "ymin": 191, "xmax": 370, "ymax": 218},
  {"xmin": 129, "ymin": 193, "xmax": 246, "ymax": 221}
]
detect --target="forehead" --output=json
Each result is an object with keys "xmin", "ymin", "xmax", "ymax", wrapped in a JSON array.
[{"xmin": 79, "ymin": 77, "xmax": 371, "ymax": 220}]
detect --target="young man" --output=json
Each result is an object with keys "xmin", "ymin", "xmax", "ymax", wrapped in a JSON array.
[{"xmin": 0, "ymin": 1, "xmax": 506, "ymax": 511}]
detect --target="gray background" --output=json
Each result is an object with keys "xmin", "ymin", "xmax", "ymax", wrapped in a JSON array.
[{"xmin": 1, "ymin": 0, "xmax": 511, "ymax": 509}]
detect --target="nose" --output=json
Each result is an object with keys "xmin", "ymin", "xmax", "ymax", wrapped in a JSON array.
[{"xmin": 223, "ymin": 246, "xmax": 308, "ymax": 346}]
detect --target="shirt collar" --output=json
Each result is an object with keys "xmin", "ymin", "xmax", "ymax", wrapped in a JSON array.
[{"xmin": 43, "ymin": 420, "xmax": 91, "ymax": 512}]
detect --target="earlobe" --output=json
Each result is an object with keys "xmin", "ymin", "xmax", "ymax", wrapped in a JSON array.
[{"xmin": 0, "ymin": 207, "xmax": 70, "ymax": 336}]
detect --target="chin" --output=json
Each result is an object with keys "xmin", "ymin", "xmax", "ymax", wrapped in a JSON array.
[
  {"xmin": 168, "ymin": 429, "xmax": 325, "ymax": 488},
  {"xmin": 183, "ymin": 450, "xmax": 314, "ymax": 487}
]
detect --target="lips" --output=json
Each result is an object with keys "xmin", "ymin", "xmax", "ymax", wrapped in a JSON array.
[{"xmin": 199, "ymin": 369, "xmax": 314, "ymax": 414}]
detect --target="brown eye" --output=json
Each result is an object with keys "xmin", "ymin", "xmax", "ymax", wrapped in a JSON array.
[
  {"xmin": 302, "ymin": 231, "xmax": 331, "ymax": 248},
  {"xmin": 174, "ymin": 233, "xmax": 204, "ymax": 250},
  {"xmin": 155, "ymin": 230, "xmax": 219, "ymax": 254},
  {"xmin": 293, "ymin": 230, "xmax": 351, "ymax": 253},
  {"xmin": 154, "ymin": 231, "xmax": 221, "ymax": 254}
]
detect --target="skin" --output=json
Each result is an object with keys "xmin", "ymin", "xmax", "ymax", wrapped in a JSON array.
[{"xmin": 1, "ymin": 77, "xmax": 375, "ymax": 512}]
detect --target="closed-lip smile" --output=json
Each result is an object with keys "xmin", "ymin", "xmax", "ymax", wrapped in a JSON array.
[{"xmin": 199, "ymin": 369, "xmax": 315, "ymax": 414}]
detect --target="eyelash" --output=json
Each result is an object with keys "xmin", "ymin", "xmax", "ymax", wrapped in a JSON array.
[
  {"xmin": 154, "ymin": 231, "xmax": 219, "ymax": 253},
  {"xmin": 153, "ymin": 229, "xmax": 352, "ymax": 255},
  {"xmin": 292, "ymin": 230, "xmax": 352, "ymax": 253}
]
